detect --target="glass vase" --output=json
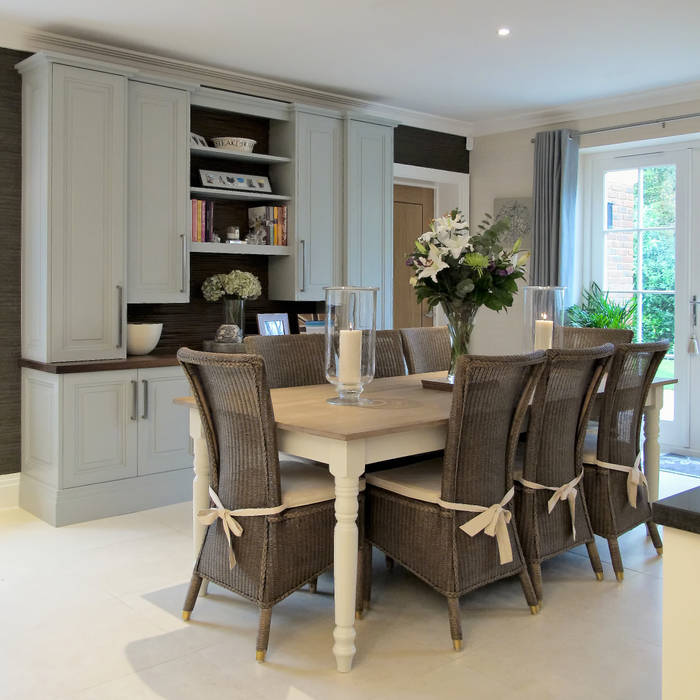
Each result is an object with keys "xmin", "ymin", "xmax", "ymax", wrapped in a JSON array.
[
  {"xmin": 523, "ymin": 286, "xmax": 566, "ymax": 351},
  {"xmin": 325, "ymin": 286, "xmax": 377, "ymax": 405},
  {"xmin": 215, "ymin": 296, "xmax": 245, "ymax": 343},
  {"xmin": 441, "ymin": 301, "xmax": 479, "ymax": 382}
]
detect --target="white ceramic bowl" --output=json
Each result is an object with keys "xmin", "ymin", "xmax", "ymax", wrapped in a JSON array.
[
  {"xmin": 127, "ymin": 323, "xmax": 163, "ymax": 355},
  {"xmin": 211, "ymin": 137, "xmax": 257, "ymax": 153}
]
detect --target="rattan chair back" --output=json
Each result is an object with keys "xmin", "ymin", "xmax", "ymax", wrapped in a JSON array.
[
  {"xmin": 177, "ymin": 349, "xmax": 282, "ymax": 510},
  {"xmin": 243, "ymin": 333, "xmax": 326, "ymax": 388},
  {"xmin": 441, "ymin": 352, "xmax": 546, "ymax": 506},
  {"xmin": 554, "ymin": 326, "xmax": 634, "ymax": 349},
  {"xmin": 400, "ymin": 326, "xmax": 451, "ymax": 374},
  {"xmin": 375, "ymin": 330, "xmax": 408, "ymax": 378},
  {"xmin": 521, "ymin": 345, "xmax": 614, "ymax": 487}
]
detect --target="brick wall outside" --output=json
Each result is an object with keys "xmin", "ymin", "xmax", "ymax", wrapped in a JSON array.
[{"xmin": 605, "ymin": 177, "xmax": 636, "ymax": 292}]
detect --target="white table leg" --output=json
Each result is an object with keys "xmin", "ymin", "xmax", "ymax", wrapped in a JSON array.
[
  {"xmin": 328, "ymin": 440, "xmax": 366, "ymax": 673},
  {"xmin": 643, "ymin": 384, "xmax": 664, "ymax": 503},
  {"xmin": 190, "ymin": 408, "xmax": 210, "ymax": 596}
]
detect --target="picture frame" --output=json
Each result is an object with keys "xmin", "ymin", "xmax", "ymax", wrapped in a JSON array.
[
  {"xmin": 190, "ymin": 132, "xmax": 208, "ymax": 148},
  {"xmin": 257, "ymin": 313, "xmax": 290, "ymax": 336},
  {"xmin": 199, "ymin": 169, "xmax": 272, "ymax": 193}
]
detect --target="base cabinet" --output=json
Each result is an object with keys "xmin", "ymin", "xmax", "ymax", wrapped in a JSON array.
[{"xmin": 21, "ymin": 366, "xmax": 191, "ymax": 525}]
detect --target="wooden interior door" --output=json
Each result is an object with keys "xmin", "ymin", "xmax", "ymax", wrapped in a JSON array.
[{"xmin": 393, "ymin": 185, "xmax": 434, "ymax": 329}]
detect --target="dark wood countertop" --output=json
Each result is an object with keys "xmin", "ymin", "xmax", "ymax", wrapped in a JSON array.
[
  {"xmin": 653, "ymin": 486, "xmax": 700, "ymax": 535},
  {"xmin": 19, "ymin": 354, "xmax": 180, "ymax": 374}
]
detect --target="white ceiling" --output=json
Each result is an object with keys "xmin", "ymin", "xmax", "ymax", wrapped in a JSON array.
[{"xmin": 2, "ymin": 0, "xmax": 700, "ymax": 125}]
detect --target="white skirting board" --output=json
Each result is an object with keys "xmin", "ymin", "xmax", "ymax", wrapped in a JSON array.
[
  {"xmin": 20, "ymin": 468, "xmax": 192, "ymax": 527},
  {"xmin": 0, "ymin": 472, "xmax": 20, "ymax": 509}
]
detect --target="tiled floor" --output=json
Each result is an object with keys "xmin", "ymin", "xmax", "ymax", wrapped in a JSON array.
[{"xmin": 1, "ymin": 471, "xmax": 697, "ymax": 700}]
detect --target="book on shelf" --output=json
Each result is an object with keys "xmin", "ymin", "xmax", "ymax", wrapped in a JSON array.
[
  {"xmin": 248, "ymin": 205, "xmax": 288, "ymax": 246},
  {"xmin": 190, "ymin": 199, "xmax": 216, "ymax": 242}
]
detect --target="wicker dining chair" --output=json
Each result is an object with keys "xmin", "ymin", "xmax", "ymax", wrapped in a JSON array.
[
  {"xmin": 243, "ymin": 333, "xmax": 326, "ymax": 388},
  {"xmin": 400, "ymin": 326, "xmax": 451, "ymax": 374},
  {"xmin": 364, "ymin": 351, "xmax": 546, "ymax": 650},
  {"xmin": 582, "ymin": 341, "xmax": 669, "ymax": 581},
  {"xmin": 375, "ymin": 329, "xmax": 408, "ymax": 378},
  {"xmin": 177, "ymin": 349, "xmax": 341, "ymax": 661},
  {"xmin": 514, "ymin": 345, "xmax": 614, "ymax": 607},
  {"xmin": 553, "ymin": 326, "xmax": 634, "ymax": 349}
]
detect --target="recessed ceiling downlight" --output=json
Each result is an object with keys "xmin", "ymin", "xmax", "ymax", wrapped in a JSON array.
[{"xmin": 497, "ymin": 27, "xmax": 511, "ymax": 37}]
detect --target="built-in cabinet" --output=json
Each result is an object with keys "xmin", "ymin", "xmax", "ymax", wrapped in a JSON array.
[
  {"xmin": 127, "ymin": 81, "xmax": 190, "ymax": 303},
  {"xmin": 21, "ymin": 365, "xmax": 191, "ymax": 525},
  {"xmin": 20, "ymin": 59, "xmax": 128, "ymax": 362}
]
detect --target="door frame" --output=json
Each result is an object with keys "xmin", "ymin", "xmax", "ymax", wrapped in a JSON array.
[{"xmin": 393, "ymin": 164, "xmax": 470, "ymax": 325}]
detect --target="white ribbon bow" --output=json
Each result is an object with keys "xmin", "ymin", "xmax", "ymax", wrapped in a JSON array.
[
  {"xmin": 197, "ymin": 486, "xmax": 245, "ymax": 569},
  {"xmin": 439, "ymin": 487, "xmax": 515, "ymax": 565},
  {"xmin": 517, "ymin": 471, "xmax": 583, "ymax": 541},
  {"xmin": 595, "ymin": 453, "xmax": 647, "ymax": 508}
]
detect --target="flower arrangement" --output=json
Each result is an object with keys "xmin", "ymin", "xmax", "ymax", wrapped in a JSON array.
[
  {"xmin": 407, "ymin": 209, "xmax": 529, "ymax": 377},
  {"xmin": 201, "ymin": 270, "xmax": 262, "ymax": 302}
]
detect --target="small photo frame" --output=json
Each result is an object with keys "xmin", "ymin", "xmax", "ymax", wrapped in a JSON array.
[
  {"xmin": 190, "ymin": 132, "xmax": 208, "ymax": 148},
  {"xmin": 257, "ymin": 313, "xmax": 290, "ymax": 336},
  {"xmin": 199, "ymin": 169, "xmax": 272, "ymax": 192}
]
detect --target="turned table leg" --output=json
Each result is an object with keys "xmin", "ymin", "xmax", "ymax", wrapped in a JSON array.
[
  {"xmin": 190, "ymin": 408, "xmax": 210, "ymax": 596},
  {"xmin": 643, "ymin": 384, "xmax": 664, "ymax": 503}
]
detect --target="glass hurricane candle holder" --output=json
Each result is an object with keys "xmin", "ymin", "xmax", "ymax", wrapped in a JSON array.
[
  {"xmin": 325, "ymin": 286, "xmax": 377, "ymax": 406},
  {"xmin": 523, "ymin": 286, "xmax": 566, "ymax": 351}
]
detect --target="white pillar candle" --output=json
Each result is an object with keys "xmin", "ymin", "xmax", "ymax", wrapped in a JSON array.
[
  {"xmin": 338, "ymin": 329, "xmax": 362, "ymax": 385},
  {"xmin": 534, "ymin": 315, "xmax": 554, "ymax": 351}
]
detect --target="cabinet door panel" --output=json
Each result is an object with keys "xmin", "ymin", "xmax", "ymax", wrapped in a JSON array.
[
  {"xmin": 296, "ymin": 112, "xmax": 343, "ymax": 300},
  {"xmin": 50, "ymin": 65, "xmax": 126, "ymax": 361},
  {"xmin": 346, "ymin": 120, "xmax": 394, "ymax": 329},
  {"xmin": 128, "ymin": 82, "xmax": 189, "ymax": 303},
  {"xmin": 137, "ymin": 367, "xmax": 191, "ymax": 475},
  {"xmin": 62, "ymin": 371, "xmax": 138, "ymax": 488}
]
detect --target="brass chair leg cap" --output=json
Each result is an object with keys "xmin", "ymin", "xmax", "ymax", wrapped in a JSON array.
[
  {"xmin": 529, "ymin": 605, "xmax": 539, "ymax": 615},
  {"xmin": 596, "ymin": 572, "xmax": 604, "ymax": 581},
  {"xmin": 182, "ymin": 611, "xmax": 191, "ymax": 621},
  {"xmin": 656, "ymin": 546, "xmax": 663, "ymax": 556},
  {"xmin": 453, "ymin": 639, "xmax": 463, "ymax": 651},
  {"xmin": 615, "ymin": 571, "xmax": 624, "ymax": 582},
  {"xmin": 537, "ymin": 600, "xmax": 543, "ymax": 612},
  {"xmin": 256, "ymin": 651, "xmax": 266, "ymax": 663},
  {"xmin": 355, "ymin": 610, "xmax": 364, "ymax": 620}
]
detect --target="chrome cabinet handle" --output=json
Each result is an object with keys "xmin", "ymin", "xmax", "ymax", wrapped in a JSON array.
[
  {"xmin": 141, "ymin": 379, "xmax": 149, "ymax": 419},
  {"xmin": 180, "ymin": 234, "xmax": 187, "ymax": 293},
  {"xmin": 130, "ymin": 380, "xmax": 138, "ymax": 421},
  {"xmin": 298, "ymin": 239, "xmax": 305, "ymax": 292},
  {"xmin": 116, "ymin": 285, "xmax": 124, "ymax": 348}
]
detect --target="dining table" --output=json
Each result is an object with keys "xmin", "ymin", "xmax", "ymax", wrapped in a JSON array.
[{"xmin": 174, "ymin": 370, "xmax": 675, "ymax": 672}]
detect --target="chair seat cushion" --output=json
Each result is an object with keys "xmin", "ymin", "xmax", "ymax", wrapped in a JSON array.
[
  {"xmin": 583, "ymin": 427, "xmax": 598, "ymax": 464},
  {"xmin": 280, "ymin": 460, "xmax": 364, "ymax": 509},
  {"xmin": 365, "ymin": 458, "xmax": 443, "ymax": 504}
]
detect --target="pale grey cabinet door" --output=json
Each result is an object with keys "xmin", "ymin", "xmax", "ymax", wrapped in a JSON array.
[
  {"xmin": 295, "ymin": 112, "xmax": 343, "ymax": 300},
  {"xmin": 345, "ymin": 120, "xmax": 394, "ymax": 329},
  {"xmin": 136, "ymin": 366, "xmax": 191, "ymax": 475},
  {"xmin": 50, "ymin": 65, "xmax": 127, "ymax": 361},
  {"xmin": 62, "ymin": 371, "xmax": 138, "ymax": 488},
  {"xmin": 128, "ymin": 82, "xmax": 190, "ymax": 303}
]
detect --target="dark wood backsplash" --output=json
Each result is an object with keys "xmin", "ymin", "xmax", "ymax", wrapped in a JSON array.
[
  {"xmin": 0, "ymin": 48, "xmax": 31, "ymax": 475},
  {"xmin": 394, "ymin": 125, "xmax": 469, "ymax": 173},
  {"xmin": 127, "ymin": 253, "xmax": 321, "ymax": 352}
]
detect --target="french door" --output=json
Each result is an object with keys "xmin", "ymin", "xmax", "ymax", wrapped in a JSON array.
[{"xmin": 588, "ymin": 147, "xmax": 693, "ymax": 449}]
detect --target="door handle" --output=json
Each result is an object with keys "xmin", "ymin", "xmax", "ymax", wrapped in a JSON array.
[
  {"xmin": 298, "ymin": 239, "xmax": 305, "ymax": 293},
  {"xmin": 130, "ymin": 380, "xmax": 138, "ymax": 421},
  {"xmin": 116, "ymin": 285, "xmax": 124, "ymax": 348},
  {"xmin": 180, "ymin": 234, "xmax": 187, "ymax": 293},
  {"xmin": 141, "ymin": 379, "xmax": 149, "ymax": 419}
]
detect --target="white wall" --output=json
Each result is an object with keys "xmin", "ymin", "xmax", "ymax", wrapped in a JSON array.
[{"xmin": 468, "ymin": 98, "xmax": 700, "ymax": 354}]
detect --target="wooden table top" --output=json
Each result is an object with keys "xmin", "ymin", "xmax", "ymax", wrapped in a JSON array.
[{"xmin": 174, "ymin": 372, "xmax": 676, "ymax": 442}]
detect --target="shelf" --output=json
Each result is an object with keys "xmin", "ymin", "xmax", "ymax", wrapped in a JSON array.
[
  {"xmin": 190, "ymin": 242, "xmax": 290, "ymax": 256},
  {"xmin": 190, "ymin": 187, "xmax": 291, "ymax": 202},
  {"xmin": 190, "ymin": 145, "xmax": 291, "ymax": 164}
]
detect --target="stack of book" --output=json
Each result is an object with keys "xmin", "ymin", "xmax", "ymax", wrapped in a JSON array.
[
  {"xmin": 248, "ymin": 206, "xmax": 288, "ymax": 246},
  {"xmin": 191, "ymin": 199, "xmax": 215, "ymax": 242}
]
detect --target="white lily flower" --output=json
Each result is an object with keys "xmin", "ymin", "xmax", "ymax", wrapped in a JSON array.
[
  {"xmin": 417, "ymin": 244, "xmax": 449, "ymax": 283},
  {"xmin": 443, "ymin": 232, "xmax": 472, "ymax": 259}
]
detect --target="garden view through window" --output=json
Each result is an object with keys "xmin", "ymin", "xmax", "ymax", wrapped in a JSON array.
[{"xmin": 602, "ymin": 164, "xmax": 676, "ymax": 418}]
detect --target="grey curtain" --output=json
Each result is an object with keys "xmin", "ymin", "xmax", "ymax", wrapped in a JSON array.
[{"xmin": 531, "ymin": 129, "xmax": 580, "ymax": 307}]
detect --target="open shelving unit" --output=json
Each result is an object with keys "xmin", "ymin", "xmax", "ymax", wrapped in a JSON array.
[{"xmin": 190, "ymin": 145, "xmax": 290, "ymax": 165}]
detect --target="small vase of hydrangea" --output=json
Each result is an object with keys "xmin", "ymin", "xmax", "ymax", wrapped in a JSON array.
[
  {"xmin": 407, "ymin": 210, "xmax": 529, "ymax": 380},
  {"xmin": 201, "ymin": 269, "xmax": 262, "ymax": 343}
]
